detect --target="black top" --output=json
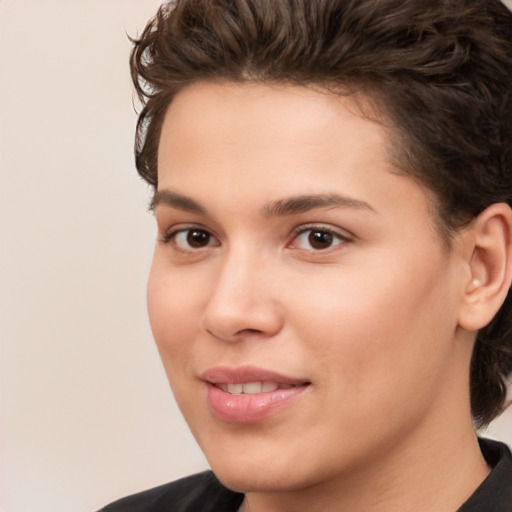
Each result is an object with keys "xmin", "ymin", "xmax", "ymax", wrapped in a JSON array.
[
  {"xmin": 99, "ymin": 438, "xmax": 511, "ymax": 512},
  {"xmin": 99, "ymin": 471, "xmax": 243, "ymax": 512}
]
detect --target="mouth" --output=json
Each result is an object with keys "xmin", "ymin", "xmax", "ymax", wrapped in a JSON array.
[
  {"xmin": 214, "ymin": 381, "xmax": 302, "ymax": 395},
  {"xmin": 201, "ymin": 366, "xmax": 311, "ymax": 423}
]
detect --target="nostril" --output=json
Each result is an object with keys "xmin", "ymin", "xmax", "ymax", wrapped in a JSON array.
[
  {"xmin": 201, "ymin": 292, "xmax": 284, "ymax": 342},
  {"xmin": 205, "ymin": 326, "xmax": 273, "ymax": 343}
]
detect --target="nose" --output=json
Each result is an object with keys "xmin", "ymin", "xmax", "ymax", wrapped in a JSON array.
[{"xmin": 200, "ymin": 248, "xmax": 284, "ymax": 342}]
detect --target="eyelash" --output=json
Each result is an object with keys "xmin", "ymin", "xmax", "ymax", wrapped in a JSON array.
[
  {"xmin": 289, "ymin": 224, "xmax": 352, "ymax": 251},
  {"xmin": 160, "ymin": 226, "xmax": 218, "ymax": 249},
  {"xmin": 160, "ymin": 224, "xmax": 352, "ymax": 252}
]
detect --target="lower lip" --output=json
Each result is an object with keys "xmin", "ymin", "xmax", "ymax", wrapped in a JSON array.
[{"xmin": 206, "ymin": 384, "xmax": 308, "ymax": 423}]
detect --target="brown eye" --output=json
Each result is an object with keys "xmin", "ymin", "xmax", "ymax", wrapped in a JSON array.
[
  {"xmin": 186, "ymin": 229, "xmax": 211, "ymax": 248},
  {"xmin": 171, "ymin": 228, "xmax": 218, "ymax": 250},
  {"xmin": 292, "ymin": 227, "xmax": 347, "ymax": 251},
  {"xmin": 308, "ymin": 230, "xmax": 334, "ymax": 250}
]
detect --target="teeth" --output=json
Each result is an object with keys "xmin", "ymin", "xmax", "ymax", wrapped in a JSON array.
[
  {"xmin": 227, "ymin": 383, "xmax": 243, "ymax": 394},
  {"xmin": 219, "ymin": 381, "xmax": 295, "ymax": 395},
  {"xmin": 242, "ymin": 382, "xmax": 262, "ymax": 394},
  {"xmin": 262, "ymin": 381, "xmax": 279, "ymax": 392}
]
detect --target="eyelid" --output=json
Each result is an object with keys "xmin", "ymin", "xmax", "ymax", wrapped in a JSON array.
[
  {"xmin": 159, "ymin": 224, "xmax": 220, "ymax": 250},
  {"xmin": 158, "ymin": 221, "xmax": 352, "ymax": 253},
  {"xmin": 288, "ymin": 223, "xmax": 353, "ymax": 250}
]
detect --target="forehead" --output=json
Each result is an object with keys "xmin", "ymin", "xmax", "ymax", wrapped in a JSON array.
[
  {"xmin": 159, "ymin": 81, "xmax": 390, "ymax": 179},
  {"xmin": 157, "ymin": 81, "xmax": 439, "ymax": 235},
  {"xmin": 162, "ymin": 80, "xmax": 379, "ymax": 136}
]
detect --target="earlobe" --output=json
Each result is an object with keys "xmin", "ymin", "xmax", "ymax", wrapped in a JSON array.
[{"xmin": 458, "ymin": 203, "xmax": 512, "ymax": 332}]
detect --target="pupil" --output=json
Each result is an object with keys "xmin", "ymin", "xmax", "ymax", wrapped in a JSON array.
[
  {"xmin": 309, "ymin": 230, "xmax": 333, "ymax": 249},
  {"xmin": 187, "ymin": 230, "xmax": 209, "ymax": 248}
]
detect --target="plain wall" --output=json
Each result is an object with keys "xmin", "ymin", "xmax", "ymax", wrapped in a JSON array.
[
  {"xmin": 1, "ymin": 1, "xmax": 511, "ymax": 512},
  {"xmin": 0, "ymin": 2, "xmax": 208, "ymax": 512}
]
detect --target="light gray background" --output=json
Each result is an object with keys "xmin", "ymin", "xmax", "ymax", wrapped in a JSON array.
[{"xmin": 1, "ymin": 1, "xmax": 511, "ymax": 512}]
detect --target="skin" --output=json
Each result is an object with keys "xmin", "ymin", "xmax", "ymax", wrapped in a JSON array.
[{"xmin": 148, "ymin": 81, "xmax": 496, "ymax": 511}]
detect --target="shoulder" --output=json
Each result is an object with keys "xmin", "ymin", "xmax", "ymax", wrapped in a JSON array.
[
  {"xmin": 98, "ymin": 471, "xmax": 244, "ymax": 512},
  {"xmin": 458, "ymin": 438, "xmax": 512, "ymax": 512}
]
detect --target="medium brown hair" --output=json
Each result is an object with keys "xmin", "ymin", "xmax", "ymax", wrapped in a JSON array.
[{"xmin": 130, "ymin": 0, "xmax": 512, "ymax": 428}]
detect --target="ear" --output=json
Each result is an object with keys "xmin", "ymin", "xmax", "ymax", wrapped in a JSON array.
[{"xmin": 458, "ymin": 203, "xmax": 512, "ymax": 331}]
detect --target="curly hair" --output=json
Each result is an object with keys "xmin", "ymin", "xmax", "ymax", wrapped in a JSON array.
[{"xmin": 130, "ymin": 0, "xmax": 512, "ymax": 428}]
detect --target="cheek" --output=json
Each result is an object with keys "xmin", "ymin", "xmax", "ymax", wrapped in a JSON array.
[
  {"xmin": 147, "ymin": 258, "xmax": 203, "ymax": 362},
  {"xmin": 290, "ymin": 253, "xmax": 458, "ymax": 396}
]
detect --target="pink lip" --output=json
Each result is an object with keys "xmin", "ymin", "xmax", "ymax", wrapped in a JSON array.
[
  {"xmin": 201, "ymin": 365, "xmax": 307, "ymax": 385},
  {"xmin": 201, "ymin": 366, "xmax": 310, "ymax": 423}
]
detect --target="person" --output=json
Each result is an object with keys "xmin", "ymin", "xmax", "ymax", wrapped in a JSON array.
[{"xmin": 100, "ymin": 0, "xmax": 512, "ymax": 510}]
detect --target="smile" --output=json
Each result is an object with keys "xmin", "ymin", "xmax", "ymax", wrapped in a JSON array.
[
  {"xmin": 215, "ymin": 382, "xmax": 297, "ymax": 395},
  {"xmin": 201, "ymin": 366, "xmax": 310, "ymax": 423}
]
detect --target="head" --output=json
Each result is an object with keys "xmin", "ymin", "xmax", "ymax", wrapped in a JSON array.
[
  {"xmin": 132, "ymin": 0, "xmax": 512, "ymax": 430},
  {"xmin": 130, "ymin": 2, "xmax": 512, "ymax": 501}
]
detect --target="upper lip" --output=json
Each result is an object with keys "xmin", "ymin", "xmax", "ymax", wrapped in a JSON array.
[{"xmin": 200, "ymin": 365, "xmax": 309, "ymax": 385}]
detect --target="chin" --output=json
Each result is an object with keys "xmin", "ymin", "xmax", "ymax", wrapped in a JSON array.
[
  {"xmin": 203, "ymin": 443, "xmax": 331, "ymax": 495},
  {"xmin": 212, "ymin": 465, "xmax": 310, "ymax": 494}
]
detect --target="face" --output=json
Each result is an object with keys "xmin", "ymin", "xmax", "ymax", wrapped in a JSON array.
[{"xmin": 148, "ymin": 82, "xmax": 469, "ymax": 493}]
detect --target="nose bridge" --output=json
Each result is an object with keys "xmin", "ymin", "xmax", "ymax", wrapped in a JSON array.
[{"xmin": 201, "ymin": 241, "xmax": 282, "ymax": 341}]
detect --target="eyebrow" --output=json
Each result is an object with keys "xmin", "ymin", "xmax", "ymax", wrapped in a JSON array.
[
  {"xmin": 150, "ymin": 189, "xmax": 376, "ymax": 217},
  {"xmin": 149, "ymin": 190, "xmax": 208, "ymax": 214},
  {"xmin": 262, "ymin": 194, "xmax": 376, "ymax": 217}
]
